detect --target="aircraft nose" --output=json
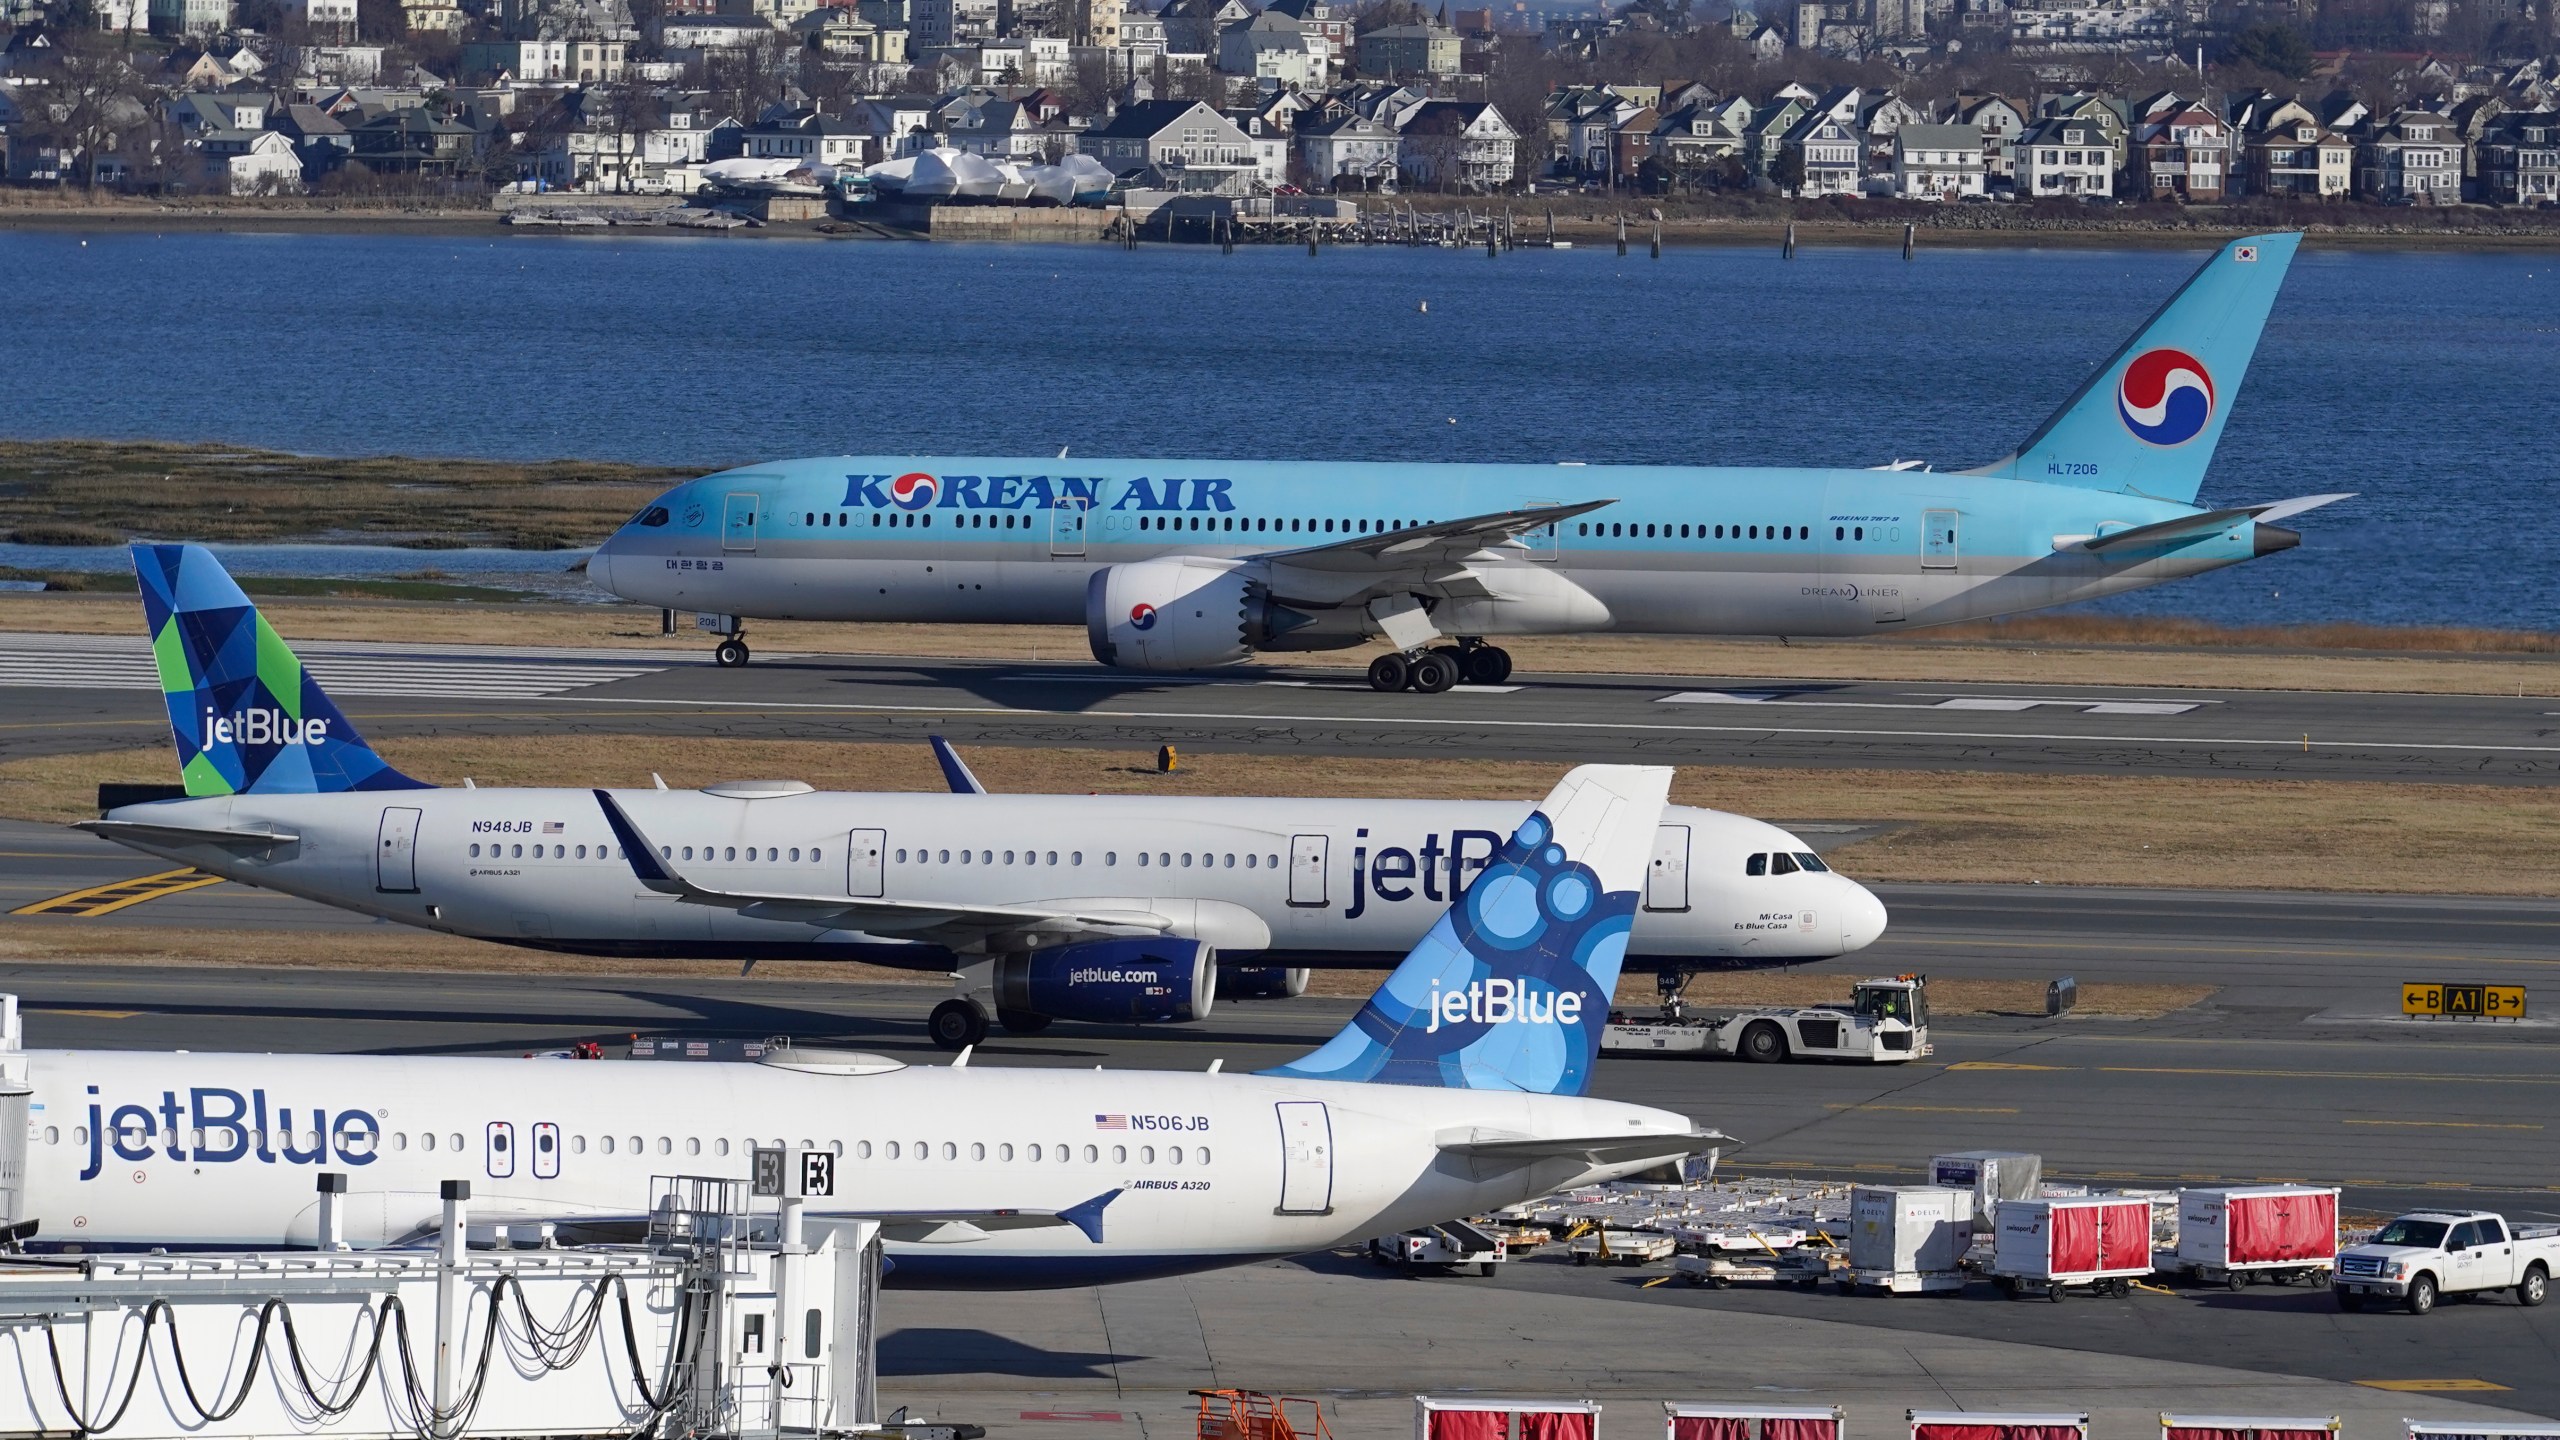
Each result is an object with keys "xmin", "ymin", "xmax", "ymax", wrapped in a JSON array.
[
  {"xmin": 1837, "ymin": 878, "xmax": 1889, "ymax": 953},
  {"xmin": 586, "ymin": 542, "xmax": 616, "ymax": 595}
]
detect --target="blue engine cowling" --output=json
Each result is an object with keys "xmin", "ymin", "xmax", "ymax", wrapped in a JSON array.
[
  {"xmin": 994, "ymin": 938, "xmax": 1218, "ymax": 1024},
  {"xmin": 1216, "ymin": 965, "xmax": 1310, "ymax": 1000}
]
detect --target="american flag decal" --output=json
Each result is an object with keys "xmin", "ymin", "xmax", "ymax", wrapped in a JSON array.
[
  {"xmin": 2234, "ymin": 246, "xmax": 2259, "ymax": 262},
  {"xmin": 543, "ymin": 821, "xmax": 565, "ymax": 833},
  {"xmin": 1094, "ymin": 1114, "xmax": 1128, "ymax": 1130}
]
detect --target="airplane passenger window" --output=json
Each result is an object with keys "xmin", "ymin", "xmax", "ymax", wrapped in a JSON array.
[
  {"xmin": 1223, "ymin": 854, "xmax": 1235, "ymax": 867},
  {"xmin": 811, "ymin": 850, "xmax": 822, "ymax": 863},
  {"xmin": 420, "ymin": 1132, "xmax": 439, "ymax": 1151},
  {"xmin": 915, "ymin": 1140, "xmax": 929, "ymax": 1160},
  {"xmin": 625, "ymin": 1135, "xmax": 638, "ymax": 1152},
  {"xmin": 1141, "ymin": 1146, "xmax": 1156, "ymax": 1164},
  {"xmin": 1104, "ymin": 852, "xmax": 1115, "ymax": 865},
  {"xmin": 871, "ymin": 515, "xmax": 881, "ymax": 527},
  {"xmin": 959, "ymin": 850, "xmax": 971, "ymax": 865},
  {"xmin": 1045, "ymin": 851, "xmax": 1057, "ymax": 865},
  {"xmin": 681, "ymin": 847, "xmax": 693, "ymax": 860},
  {"xmin": 1245, "ymin": 854, "xmax": 1257, "ymax": 869},
  {"xmin": 806, "ymin": 513, "xmax": 815, "ymax": 526},
  {"xmin": 1771, "ymin": 853, "xmax": 1800, "ymax": 875},
  {"xmin": 1112, "ymin": 1145, "xmax": 1127, "ymax": 1163},
  {"xmin": 511, "ymin": 844, "xmax": 523, "ymax": 858},
  {"xmin": 724, "ymin": 847, "xmax": 736, "ymax": 861},
  {"xmin": 971, "ymin": 1142, "xmax": 985, "ymax": 1160},
  {"xmin": 1715, "ymin": 525, "xmax": 1725, "ymax": 538},
  {"xmin": 1795, "ymin": 852, "xmax": 1829, "ymax": 872},
  {"xmin": 660, "ymin": 847, "xmax": 671, "ymax": 859},
  {"xmin": 795, "ymin": 848, "xmax": 806, "ymax": 861},
  {"xmin": 686, "ymin": 1138, "xmax": 700, "ymax": 1156},
  {"xmin": 1746, "ymin": 854, "xmax": 1768, "ymax": 876},
  {"xmin": 1071, "ymin": 851, "xmax": 1083, "ymax": 865},
  {"xmin": 1198, "ymin": 1147, "xmax": 1211, "ymax": 1164},
  {"xmin": 717, "ymin": 1139, "xmax": 731, "ymax": 1156},
  {"xmin": 1577, "ymin": 524, "xmax": 1588, "ymax": 536},
  {"xmin": 469, "ymin": 844, "xmax": 480, "ymax": 858},
  {"xmin": 1181, "ymin": 853, "xmax": 1192, "ymax": 867},
  {"xmin": 1168, "ymin": 1147, "xmax": 1182, "ymax": 1165},
  {"xmin": 942, "ymin": 1142, "xmax": 958, "ymax": 1160},
  {"xmin": 1082, "ymin": 1145, "xmax": 1099, "ymax": 1162},
  {"xmin": 885, "ymin": 1141, "xmax": 900, "ymax": 1159},
  {"xmin": 1855, "ymin": 527, "xmax": 1865, "ymax": 540},
  {"xmin": 575, "ymin": 845, "xmax": 585, "ymax": 859},
  {"xmin": 1027, "ymin": 1144, "xmax": 1041, "ymax": 1161},
  {"xmin": 1137, "ymin": 853, "xmax": 1149, "ymax": 867}
]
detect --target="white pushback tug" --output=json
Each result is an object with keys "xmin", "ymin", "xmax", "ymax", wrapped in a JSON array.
[{"xmin": 1600, "ymin": 974, "xmax": 1931, "ymax": 1064}]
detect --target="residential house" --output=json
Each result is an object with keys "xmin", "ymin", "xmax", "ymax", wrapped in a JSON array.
[
  {"xmin": 269, "ymin": 102, "xmax": 351, "ymax": 178},
  {"xmin": 947, "ymin": 97, "xmax": 1079, "ymax": 159},
  {"xmin": 1778, "ymin": 109, "xmax": 1859, "ymax": 195},
  {"xmin": 2446, "ymin": 94, "xmax": 2504, "ymax": 197},
  {"xmin": 849, "ymin": 93, "xmax": 942, "ymax": 160},
  {"xmin": 401, "ymin": 0, "xmax": 465, "ymax": 31},
  {"xmin": 290, "ymin": 45, "xmax": 389, "ymax": 84},
  {"xmin": 2131, "ymin": 100, "xmax": 2228, "ymax": 201},
  {"xmin": 1081, "ymin": 97, "xmax": 1257, "ymax": 192},
  {"xmin": 1160, "ymin": 0, "xmax": 1251, "ymax": 52},
  {"xmin": 1394, "ymin": 97, "xmax": 1514, "ymax": 188},
  {"xmin": 1079, "ymin": 0, "xmax": 1120, "ymax": 45},
  {"xmin": 1294, "ymin": 108, "xmax": 1396, "ymax": 188},
  {"xmin": 1559, "ymin": 87, "xmax": 1644, "ymax": 177},
  {"xmin": 201, "ymin": 126, "xmax": 304, "ymax": 192},
  {"xmin": 1854, "ymin": 90, "xmax": 1924, "ymax": 171},
  {"xmin": 718, "ymin": 0, "xmax": 819, "ymax": 22},
  {"xmin": 346, "ymin": 108, "xmax": 477, "ymax": 174},
  {"xmin": 164, "ymin": 45, "xmax": 261, "ymax": 88},
  {"xmin": 1740, "ymin": 91, "xmax": 1805, "ymax": 177},
  {"xmin": 2241, "ymin": 113, "xmax": 2352, "ymax": 197},
  {"xmin": 285, "ymin": 0, "xmax": 358, "ymax": 27},
  {"xmin": 1744, "ymin": 24, "xmax": 1784, "ymax": 60},
  {"xmin": 1225, "ymin": 109, "xmax": 1289, "ymax": 185},
  {"xmin": 1648, "ymin": 100, "xmax": 1747, "ymax": 185},
  {"xmin": 2039, "ymin": 91, "xmax": 2128, "ymax": 170},
  {"xmin": 1893, "ymin": 121, "xmax": 1984, "ymax": 198},
  {"xmin": 2479, "ymin": 110, "xmax": 2560, "ymax": 206},
  {"xmin": 2013, "ymin": 114, "xmax": 2113, "ymax": 197},
  {"xmin": 1608, "ymin": 104, "xmax": 1655, "ymax": 184},
  {"xmin": 653, "ymin": 16, "xmax": 772, "ymax": 57},
  {"xmin": 1949, "ymin": 91, "xmax": 2026, "ymax": 183},
  {"xmin": 910, "ymin": 0, "xmax": 996, "ymax": 47},
  {"xmin": 2357, "ymin": 107, "xmax": 2460, "ymax": 202},
  {"xmin": 1262, "ymin": 0, "xmax": 1350, "ymax": 66},
  {"xmin": 792, "ymin": 7, "xmax": 906, "ymax": 60},
  {"xmin": 740, "ymin": 110, "xmax": 871, "ymax": 168},
  {"xmin": 1217, "ymin": 10, "xmax": 1324, "ymax": 86},
  {"xmin": 460, "ymin": 39, "xmax": 625, "ymax": 82},
  {"xmin": 173, "ymin": 91, "xmax": 272, "ymax": 137},
  {"xmin": 1356, "ymin": 21, "xmax": 1457, "ymax": 79}
]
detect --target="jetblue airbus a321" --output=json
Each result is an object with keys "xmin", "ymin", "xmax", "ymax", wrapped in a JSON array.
[{"xmin": 587, "ymin": 232, "xmax": 2346, "ymax": 692}]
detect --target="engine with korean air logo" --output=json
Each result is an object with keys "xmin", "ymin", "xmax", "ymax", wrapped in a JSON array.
[
  {"xmin": 994, "ymin": 937, "xmax": 1219, "ymax": 1024},
  {"xmin": 1085, "ymin": 557, "xmax": 1303, "ymax": 671}
]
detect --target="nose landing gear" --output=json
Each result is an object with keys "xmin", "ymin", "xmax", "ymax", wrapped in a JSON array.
[
  {"xmin": 1365, "ymin": 639, "xmax": 1511, "ymax": 693},
  {"xmin": 714, "ymin": 633, "xmax": 751, "ymax": 668}
]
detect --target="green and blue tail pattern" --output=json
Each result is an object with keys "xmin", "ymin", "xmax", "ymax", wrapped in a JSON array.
[{"xmin": 134, "ymin": 544, "xmax": 429, "ymax": 797}]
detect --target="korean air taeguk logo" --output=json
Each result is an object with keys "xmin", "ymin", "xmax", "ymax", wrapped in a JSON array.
[
  {"xmin": 889, "ymin": 472, "xmax": 940, "ymax": 510},
  {"xmin": 1128, "ymin": 603, "xmax": 1158, "ymax": 631},
  {"xmin": 2116, "ymin": 348, "xmax": 2215, "ymax": 446}
]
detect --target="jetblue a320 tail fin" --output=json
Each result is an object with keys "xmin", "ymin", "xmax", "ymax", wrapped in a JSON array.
[
  {"xmin": 1264, "ymin": 764, "xmax": 1671, "ymax": 1097},
  {"xmin": 132, "ymin": 544, "xmax": 429, "ymax": 797},
  {"xmin": 1975, "ymin": 232, "xmax": 2298, "ymax": 505}
]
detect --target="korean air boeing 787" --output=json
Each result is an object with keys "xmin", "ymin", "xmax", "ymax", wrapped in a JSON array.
[{"xmin": 588, "ymin": 232, "xmax": 2346, "ymax": 691}]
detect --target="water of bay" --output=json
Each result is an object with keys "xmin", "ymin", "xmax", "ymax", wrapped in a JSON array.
[{"xmin": 0, "ymin": 229, "xmax": 2550, "ymax": 629}]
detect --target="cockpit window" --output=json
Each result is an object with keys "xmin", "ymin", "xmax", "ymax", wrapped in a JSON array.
[
  {"xmin": 1795, "ymin": 852, "xmax": 1829, "ymax": 872},
  {"xmin": 630, "ymin": 505, "xmax": 671, "ymax": 529},
  {"xmin": 1770, "ymin": 852, "xmax": 1800, "ymax": 875},
  {"xmin": 1745, "ymin": 853, "xmax": 1766, "ymax": 877}
]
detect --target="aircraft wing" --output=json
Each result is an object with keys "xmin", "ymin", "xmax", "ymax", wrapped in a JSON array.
[
  {"xmin": 590, "ymin": 789, "xmax": 1165, "ymax": 942},
  {"xmin": 75, "ymin": 818, "xmax": 301, "ymax": 848},
  {"xmin": 2078, "ymin": 493, "xmax": 2354, "ymax": 554},
  {"xmin": 1435, "ymin": 1127, "xmax": 1734, "ymax": 1166},
  {"xmin": 1255, "ymin": 499, "xmax": 1615, "ymax": 574}
]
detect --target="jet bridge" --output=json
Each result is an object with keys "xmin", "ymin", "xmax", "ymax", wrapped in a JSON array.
[{"xmin": 0, "ymin": 1162, "xmax": 894, "ymax": 1439}]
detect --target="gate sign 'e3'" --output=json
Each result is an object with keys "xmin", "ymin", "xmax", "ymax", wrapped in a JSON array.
[
  {"xmin": 800, "ymin": 1151, "xmax": 836, "ymax": 1198},
  {"xmin": 752, "ymin": 1146, "xmax": 785, "ymax": 1197}
]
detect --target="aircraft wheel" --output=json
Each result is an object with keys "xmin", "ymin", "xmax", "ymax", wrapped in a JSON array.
[
  {"xmin": 715, "ymin": 638, "xmax": 751, "ymax": 668},
  {"xmin": 927, "ymin": 999, "xmax": 988, "ymax": 1050},
  {"xmin": 1408, "ymin": 651, "xmax": 1459, "ymax": 694},
  {"xmin": 1367, "ymin": 652, "xmax": 1410, "ymax": 692},
  {"xmin": 996, "ymin": 1008, "xmax": 1053, "ymax": 1035},
  {"xmin": 1429, "ymin": 644, "xmax": 1467, "ymax": 672},
  {"xmin": 1461, "ymin": 646, "xmax": 1513, "ymax": 685}
]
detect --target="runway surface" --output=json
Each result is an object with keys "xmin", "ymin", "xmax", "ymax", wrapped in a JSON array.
[{"xmin": 7, "ymin": 631, "xmax": 2560, "ymax": 781}]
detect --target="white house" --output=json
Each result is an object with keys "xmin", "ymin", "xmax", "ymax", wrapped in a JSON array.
[
  {"xmin": 2013, "ymin": 114, "xmax": 2114, "ymax": 197},
  {"xmin": 148, "ymin": 0, "xmax": 232, "ymax": 36},
  {"xmin": 1893, "ymin": 121, "xmax": 1985, "ymax": 198},
  {"xmin": 207, "ymin": 128, "xmax": 306, "ymax": 192},
  {"xmin": 1216, "ymin": 10, "xmax": 1324, "ymax": 87},
  {"xmin": 1296, "ymin": 109, "xmax": 1395, "ymax": 188},
  {"xmin": 1396, "ymin": 99, "xmax": 1516, "ymax": 188},
  {"xmin": 284, "ymin": 0, "xmax": 358, "ymax": 26}
]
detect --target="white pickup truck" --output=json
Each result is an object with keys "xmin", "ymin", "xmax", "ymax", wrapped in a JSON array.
[{"xmin": 2332, "ymin": 1211, "xmax": 2560, "ymax": 1314}]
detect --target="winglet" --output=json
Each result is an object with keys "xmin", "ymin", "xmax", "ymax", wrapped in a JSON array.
[
  {"xmin": 1058, "ymin": 1187, "xmax": 1123, "ymax": 1244},
  {"xmin": 930, "ymin": 736, "xmax": 988, "ymax": 795},
  {"xmin": 591, "ymin": 789, "xmax": 681, "ymax": 891}
]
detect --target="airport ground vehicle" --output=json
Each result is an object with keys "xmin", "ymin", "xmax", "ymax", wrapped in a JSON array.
[
  {"xmin": 1367, "ymin": 1221, "xmax": 1508, "ymax": 1276},
  {"xmin": 2332, "ymin": 1211, "xmax": 2560, "ymax": 1314},
  {"xmin": 1601, "ymin": 976, "xmax": 1929, "ymax": 1063},
  {"xmin": 1988, "ymin": 1196, "xmax": 2153, "ymax": 1301},
  {"xmin": 2167, "ymin": 1186, "xmax": 2338, "ymax": 1290},
  {"xmin": 1569, "ymin": 1229, "xmax": 1680, "ymax": 1266}
]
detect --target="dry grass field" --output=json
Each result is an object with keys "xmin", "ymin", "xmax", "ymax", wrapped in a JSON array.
[
  {"xmin": 8, "ymin": 737, "xmax": 2554, "ymax": 897},
  {"xmin": 4, "ymin": 593, "xmax": 2556, "ymax": 698}
]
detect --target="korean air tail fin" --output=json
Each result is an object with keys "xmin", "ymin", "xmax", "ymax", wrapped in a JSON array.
[
  {"xmin": 1972, "ymin": 232, "xmax": 2298, "ymax": 504},
  {"xmin": 131, "ymin": 544, "xmax": 429, "ymax": 797},
  {"xmin": 1262, "ymin": 764, "xmax": 1670, "ymax": 1097}
]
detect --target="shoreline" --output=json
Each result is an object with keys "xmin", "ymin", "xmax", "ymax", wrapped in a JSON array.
[{"xmin": 5, "ymin": 201, "xmax": 2559, "ymax": 250}]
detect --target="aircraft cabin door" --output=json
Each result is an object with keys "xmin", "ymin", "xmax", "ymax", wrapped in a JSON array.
[
  {"xmin": 1273, "ymin": 1100, "xmax": 1334, "ymax": 1215},
  {"xmin": 375, "ymin": 807, "xmax": 421, "ymax": 893},
  {"xmin": 723, "ymin": 492, "xmax": 761, "ymax": 554},
  {"xmin": 485, "ymin": 1121, "xmax": 516, "ymax": 1180},
  {"xmin": 1922, "ymin": 509, "xmax": 1960, "ymax": 570},
  {"xmin": 1049, "ymin": 495, "xmax": 1089, "ymax": 558},
  {"xmin": 845, "ymin": 829, "xmax": 886, "ymax": 898},
  {"xmin": 1644, "ymin": 823, "xmax": 1691, "ymax": 913},
  {"xmin": 532, "ymin": 1121, "xmax": 560, "ymax": 1179},
  {"xmin": 1287, "ymin": 834, "xmax": 1328, "ymax": 908}
]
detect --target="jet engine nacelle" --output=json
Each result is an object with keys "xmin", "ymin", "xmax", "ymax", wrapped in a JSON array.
[
  {"xmin": 1216, "ymin": 965, "xmax": 1311, "ymax": 1000},
  {"xmin": 1086, "ymin": 558, "xmax": 1308, "ymax": 671},
  {"xmin": 994, "ymin": 937, "xmax": 1217, "ymax": 1025}
]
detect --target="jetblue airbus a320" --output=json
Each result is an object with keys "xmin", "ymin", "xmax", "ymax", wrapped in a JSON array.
[{"xmin": 588, "ymin": 233, "xmax": 2346, "ymax": 693}]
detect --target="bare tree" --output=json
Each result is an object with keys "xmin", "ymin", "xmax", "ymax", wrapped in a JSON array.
[
  {"xmin": 707, "ymin": 33, "xmax": 797, "ymax": 122},
  {"xmin": 20, "ymin": 32, "xmax": 154, "ymax": 190},
  {"xmin": 593, "ymin": 75, "xmax": 660, "ymax": 189}
]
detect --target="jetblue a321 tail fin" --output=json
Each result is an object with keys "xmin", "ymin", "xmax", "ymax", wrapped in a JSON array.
[
  {"xmin": 1975, "ymin": 231, "xmax": 2299, "ymax": 505},
  {"xmin": 1264, "ymin": 764, "xmax": 1671, "ymax": 1097},
  {"xmin": 132, "ymin": 544, "xmax": 429, "ymax": 796}
]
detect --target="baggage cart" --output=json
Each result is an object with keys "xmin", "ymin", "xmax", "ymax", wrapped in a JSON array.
[
  {"xmin": 1991, "ymin": 1196, "xmax": 2153, "ymax": 1300},
  {"xmin": 1841, "ymin": 1186, "xmax": 1971, "ymax": 1294},
  {"xmin": 1673, "ymin": 1250, "xmax": 1835, "ymax": 1290},
  {"xmin": 1569, "ymin": 1229, "xmax": 1680, "ymax": 1265},
  {"xmin": 1369, "ymin": 1219, "xmax": 1508, "ymax": 1276},
  {"xmin": 2171, "ymin": 1186, "xmax": 2339, "ymax": 1290}
]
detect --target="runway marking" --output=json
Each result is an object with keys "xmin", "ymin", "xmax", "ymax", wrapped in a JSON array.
[
  {"xmin": 2357, "ymin": 1380, "xmax": 2513, "ymax": 1393},
  {"xmin": 2102, "ymin": 1065, "xmax": 2560, "ymax": 1085},
  {"xmin": 10, "ymin": 868, "xmax": 227, "ymax": 917},
  {"xmin": 2345, "ymin": 1119, "xmax": 2544, "ymax": 1130},
  {"xmin": 1899, "ymin": 936, "xmax": 2560, "ymax": 967},
  {"xmin": 1824, "ymin": 1103, "xmax": 2019, "ymax": 1114},
  {"xmin": 1947, "ymin": 1061, "xmax": 2066, "ymax": 1071},
  {"xmin": 0, "ymin": 635, "xmax": 667, "ymax": 700},
  {"xmin": 1659, "ymin": 690, "xmax": 2203, "ymax": 716},
  {"xmin": 548, "ymin": 696, "xmax": 2560, "ymax": 756},
  {"xmin": 29, "ymin": 1008, "xmax": 140, "ymax": 1019}
]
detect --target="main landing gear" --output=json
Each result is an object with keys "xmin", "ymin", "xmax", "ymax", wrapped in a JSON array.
[
  {"xmin": 927, "ymin": 996, "xmax": 1058, "ymax": 1051},
  {"xmin": 714, "ymin": 633, "xmax": 751, "ymax": 668},
  {"xmin": 1366, "ymin": 639, "xmax": 1512, "ymax": 694}
]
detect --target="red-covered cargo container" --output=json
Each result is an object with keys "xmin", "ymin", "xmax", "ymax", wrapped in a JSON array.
[
  {"xmin": 2171, "ymin": 1187, "xmax": 2339, "ymax": 1289},
  {"xmin": 1990, "ymin": 1196, "xmax": 2153, "ymax": 1300}
]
